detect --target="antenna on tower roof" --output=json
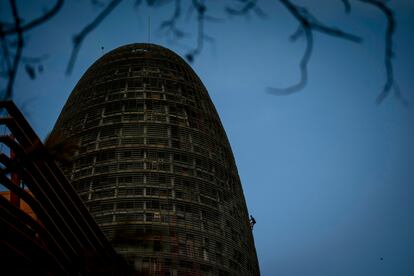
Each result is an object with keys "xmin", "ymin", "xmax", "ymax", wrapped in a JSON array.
[{"xmin": 147, "ymin": 16, "xmax": 151, "ymax": 43}]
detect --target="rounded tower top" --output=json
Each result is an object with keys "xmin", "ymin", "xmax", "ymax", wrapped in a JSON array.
[
  {"xmin": 53, "ymin": 43, "xmax": 260, "ymax": 275},
  {"xmin": 78, "ymin": 43, "xmax": 204, "ymax": 90},
  {"xmin": 92, "ymin": 43, "xmax": 190, "ymax": 70},
  {"xmin": 100, "ymin": 43, "xmax": 184, "ymax": 60}
]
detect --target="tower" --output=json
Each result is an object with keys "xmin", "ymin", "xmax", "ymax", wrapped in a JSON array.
[{"xmin": 52, "ymin": 44, "xmax": 259, "ymax": 275}]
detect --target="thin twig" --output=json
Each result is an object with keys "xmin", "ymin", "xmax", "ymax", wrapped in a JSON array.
[
  {"xmin": 0, "ymin": 25, "xmax": 12, "ymax": 75},
  {"xmin": 289, "ymin": 25, "xmax": 304, "ymax": 41},
  {"xmin": 359, "ymin": 0, "xmax": 405, "ymax": 104},
  {"xmin": 268, "ymin": 0, "xmax": 312, "ymax": 95},
  {"xmin": 268, "ymin": 0, "xmax": 361, "ymax": 95},
  {"xmin": 185, "ymin": 0, "xmax": 206, "ymax": 62},
  {"xmin": 159, "ymin": 0, "xmax": 187, "ymax": 40},
  {"xmin": 5, "ymin": 0, "xmax": 24, "ymax": 99},
  {"xmin": 269, "ymin": 24, "xmax": 313, "ymax": 95},
  {"xmin": 311, "ymin": 20, "xmax": 361, "ymax": 42},
  {"xmin": 66, "ymin": 0, "xmax": 122, "ymax": 75},
  {"xmin": 341, "ymin": 0, "xmax": 351, "ymax": 14},
  {"xmin": 225, "ymin": 0, "xmax": 266, "ymax": 17},
  {"xmin": 3, "ymin": 0, "xmax": 64, "ymax": 36}
]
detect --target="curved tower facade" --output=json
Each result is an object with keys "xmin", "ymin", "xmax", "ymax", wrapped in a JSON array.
[{"xmin": 52, "ymin": 44, "xmax": 259, "ymax": 275}]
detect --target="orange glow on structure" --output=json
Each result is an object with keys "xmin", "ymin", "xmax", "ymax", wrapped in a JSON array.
[{"xmin": 0, "ymin": 190, "xmax": 37, "ymax": 220}]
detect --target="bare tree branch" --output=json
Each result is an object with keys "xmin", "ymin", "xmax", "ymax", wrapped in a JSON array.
[
  {"xmin": 289, "ymin": 25, "xmax": 304, "ymax": 41},
  {"xmin": 91, "ymin": 0, "xmax": 106, "ymax": 8},
  {"xmin": 268, "ymin": 0, "xmax": 312, "ymax": 95},
  {"xmin": 0, "ymin": 25, "xmax": 12, "ymax": 75},
  {"xmin": 1, "ymin": 1, "xmax": 62, "ymax": 98},
  {"xmin": 341, "ymin": 0, "xmax": 351, "ymax": 14},
  {"xmin": 310, "ymin": 20, "xmax": 361, "ymax": 42},
  {"xmin": 0, "ymin": 0, "xmax": 405, "ymax": 105},
  {"xmin": 268, "ymin": 0, "xmax": 361, "ymax": 95},
  {"xmin": 225, "ymin": 0, "xmax": 266, "ymax": 17},
  {"xmin": 159, "ymin": 0, "xmax": 188, "ymax": 40},
  {"xmin": 66, "ymin": 0, "xmax": 122, "ymax": 75},
  {"xmin": 269, "ymin": 25, "xmax": 312, "ymax": 95},
  {"xmin": 359, "ymin": 0, "xmax": 406, "ymax": 105},
  {"xmin": 4, "ymin": 0, "xmax": 24, "ymax": 99},
  {"xmin": 185, "ymin": 0, "xmax": 206, "ymax": 62},
  {"xmin": 3, "ymin": 0, "xmax": 64, "ymax": 36}
]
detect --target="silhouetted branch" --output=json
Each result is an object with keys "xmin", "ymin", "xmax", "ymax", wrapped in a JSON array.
[
  {"xmin": 3, "ymin": 0, "xmax": 64, "ymax": 36},
  {"xmin": 159, "ymin": 0, "xmax": 188, "ymax": 40},
  {"xmin": 269, "ymin": 24, "xmax": 313, "ymax": 95},
  {"xmin": 289, "ymin": 25, "xmax": 304, "ymax": 41},
  {"xmin": 66, "ymin": 0, "xmax": 122, "ymax": 75},
  {"xmin": 0, "ymin": 0, "xmax": 405, "ymax": 105},
  {"xmin": 310, "ymin": 20, "xmax": 361, "ymax": 42},
  {"xmin": 4, "ymin": 0, "xmax": 24, "ymax": 99},
  {"xmin": 91, "ymin": 0, "xmax": 106, "ymax": 8},
  {"xmin": 1, "ymin": 0, "xmax": 56, "ymax": 98},
  {"xmin": 268, "ymin": 0, "xmax": 361, "ymax": 95},
  {"xmin": 225, "ymin": 0, "xmax": 266, "ymax": 17},
  {"xmin": 185, "ymin": 0, "xmax": 206, "ymax": 62},
  {"xmin": 341, "ymin": 0, "xmax": 351, "ymax": 14},
  {"xmin": 359, "ymin": 0, "xmax": 405, "ymax": 104},
  {"xmin": 0, "ymin": 26, "xmax": 12, "ymax": 76}
]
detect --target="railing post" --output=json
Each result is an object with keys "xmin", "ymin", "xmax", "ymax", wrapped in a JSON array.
[{"xmin": 10, "ymin": 136, "xmax": 20, "ymax": 208}]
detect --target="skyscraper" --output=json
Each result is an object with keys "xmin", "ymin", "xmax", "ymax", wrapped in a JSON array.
[{"xmin": 52, "ymin": 43, "xmax": 259, "ymax": 275}]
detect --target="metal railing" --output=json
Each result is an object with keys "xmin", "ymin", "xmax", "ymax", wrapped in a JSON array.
[{"xmin": 0, "ymin": 100, "xmax": 129, "ymax": 275}]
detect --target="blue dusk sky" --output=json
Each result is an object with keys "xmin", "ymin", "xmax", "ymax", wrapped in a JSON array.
[{"xmin": 1, "ymin": 1, "xmax": 414, "ymax": 275}]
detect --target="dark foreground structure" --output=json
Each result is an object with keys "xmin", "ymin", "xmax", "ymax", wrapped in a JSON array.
[
  {"xmin": 52, "ymin": 43, "xmax": 259, "ymax": 275},
  {"xmin": 0, "ymin": 101, "xmax": 129, "ymax": 274}
]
